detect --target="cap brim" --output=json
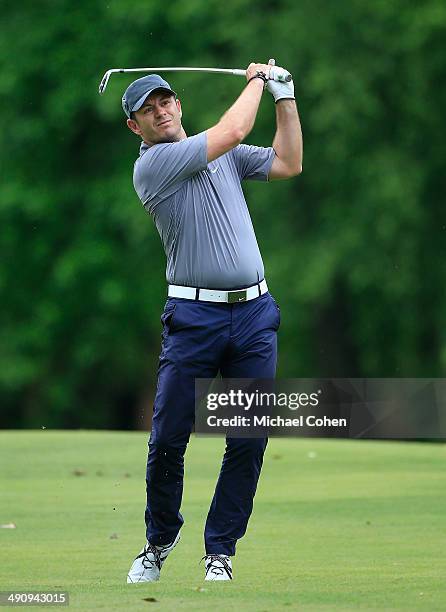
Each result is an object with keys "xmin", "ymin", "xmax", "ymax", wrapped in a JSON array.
[{"xmin": 131, "ymin": 87, "xmax": 177, "ymax": 113}]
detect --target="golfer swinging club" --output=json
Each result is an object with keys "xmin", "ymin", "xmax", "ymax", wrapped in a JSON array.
[{"xmin": 123, "ymin": 60, "xmax": 302, "ymax": 582}]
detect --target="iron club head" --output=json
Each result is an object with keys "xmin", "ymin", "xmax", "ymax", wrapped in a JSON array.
[{"xmin": 99, "ymin": 69, "xmax": 113, "ymax": 95}]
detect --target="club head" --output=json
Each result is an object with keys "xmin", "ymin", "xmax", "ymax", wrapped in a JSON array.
[{"xmin": 98, "ymin": 70, "xmax": 112, "ymax": 95}]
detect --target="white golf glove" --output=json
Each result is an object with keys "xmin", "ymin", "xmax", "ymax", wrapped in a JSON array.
[{"xmin": 267, "ymin": 66, "xmax": 295, "ymax": 102}]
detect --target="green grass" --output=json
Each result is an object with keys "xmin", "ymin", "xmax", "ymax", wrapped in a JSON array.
[{"xmin": 0, "ymin": 432, "xmax": 445, "ymax": 611}]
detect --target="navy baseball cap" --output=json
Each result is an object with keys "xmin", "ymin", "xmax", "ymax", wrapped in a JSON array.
[{"xmin": 122, "ymin": 74, "xmax": 177, "ymax": 118}]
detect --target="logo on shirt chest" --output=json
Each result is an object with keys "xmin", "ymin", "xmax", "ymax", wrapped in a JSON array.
[{"xmin": 206, "ymin": 164, "xmax": 219, "ymax": 175}]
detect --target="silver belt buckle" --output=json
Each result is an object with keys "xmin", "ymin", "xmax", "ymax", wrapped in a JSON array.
[{"xmin": 227, "ymin": 289, "xmax": 247, "ymax": 303}]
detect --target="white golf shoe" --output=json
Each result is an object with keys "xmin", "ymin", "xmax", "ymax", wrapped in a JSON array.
[
  {"xmin": 126, "ymin": 532, "xmax": 180, "ymax": 583},
  {"xmin": 202, "ymin": 554, "xmax": 233, "ymax": 581}
]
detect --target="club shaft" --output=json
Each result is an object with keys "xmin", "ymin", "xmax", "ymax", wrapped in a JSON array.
[
  {"xmin": 114, "ymin": 67, "xmax": 246, "ymax": 76},
  {"xmin": 99, "ymin": 66, "xmax": 292, "ymax": 94}
]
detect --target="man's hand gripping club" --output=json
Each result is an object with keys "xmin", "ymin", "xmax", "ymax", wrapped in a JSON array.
[{"xmin": 266, "ymin": 59, "xmax": 295, "ymax": 103}]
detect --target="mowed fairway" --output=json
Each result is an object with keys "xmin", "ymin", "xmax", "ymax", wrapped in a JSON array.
[{"xmin": 0, "ymin": 432, "xmax": 445, "ymax": 611}]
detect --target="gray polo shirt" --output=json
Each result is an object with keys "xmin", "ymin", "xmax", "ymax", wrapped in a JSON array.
[{"xmin": 133, "ymin": 131, "xmax": 275, "ymax": 289}]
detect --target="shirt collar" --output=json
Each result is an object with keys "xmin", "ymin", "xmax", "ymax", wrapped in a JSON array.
[{"xmin": 139, "ymin": 141, "xmax": 150, "ymax": 156}]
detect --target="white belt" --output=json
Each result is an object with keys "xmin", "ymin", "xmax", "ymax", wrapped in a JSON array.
[{"xmin": 168, "ymin": 279, "xmax": 268, "ymax": 303}]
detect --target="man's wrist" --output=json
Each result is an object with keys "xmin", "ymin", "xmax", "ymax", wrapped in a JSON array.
[
  {"xmin": 247, "ymin": 71, "xmax": 268, "ymax": 88},
  {"xmin": 274, "ymin": 96, "xmax": 296, "ymax": 104}
]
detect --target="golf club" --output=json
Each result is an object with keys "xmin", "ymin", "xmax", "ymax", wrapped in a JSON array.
[{"xmin": 98, "ymin": 63, "xmax": 292, "ymax": 95}]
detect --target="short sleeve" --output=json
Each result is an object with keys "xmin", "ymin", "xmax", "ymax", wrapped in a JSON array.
[
  {"xmin": 231, "ymin": 144, "xmax": 276, "ymax": 182},
  {"xmin": 133, "ymin": 132, "xmax": 208, "ymax": 211}
]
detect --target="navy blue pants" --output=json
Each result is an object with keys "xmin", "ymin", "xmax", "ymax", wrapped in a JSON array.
[{"xmin": 145, "ymin": 291, "xmax": 280, "ymax": 556}]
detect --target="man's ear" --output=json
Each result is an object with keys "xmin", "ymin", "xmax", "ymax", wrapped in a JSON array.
[
  {"xmin": 127, "ymin": 117, "xmax": 142, "ymax": 136},
  {"xmin": 176, "ymin": 98, "xmax": 182, "ymax": 118}
]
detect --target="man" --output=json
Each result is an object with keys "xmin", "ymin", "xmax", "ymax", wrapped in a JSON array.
[{"xmin": 123, "ymin": 61, "xmax": 302, "ymax": 582}]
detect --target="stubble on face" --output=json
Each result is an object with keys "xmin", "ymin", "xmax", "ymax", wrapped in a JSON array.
[{"xmin": 134, "ymin": 93, "xmax": 184, "ymax": 146}]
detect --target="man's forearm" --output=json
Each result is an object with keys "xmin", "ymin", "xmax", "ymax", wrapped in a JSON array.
[
  {"xmin": 206, "ymin": 63, "xmax": 272, "ymax": 162},
  {"xmin": 272, "ymin": 100, "xmax": 303, "ymax": 174},
  {"xmin": 218, "ymin": 78, "xmax": 264, "ymax": 140}
]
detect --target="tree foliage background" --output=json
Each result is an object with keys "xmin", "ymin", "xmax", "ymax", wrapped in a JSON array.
[{"xmin": 1, "ymin": 0, "xmax": 445, "ymax": 429}]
